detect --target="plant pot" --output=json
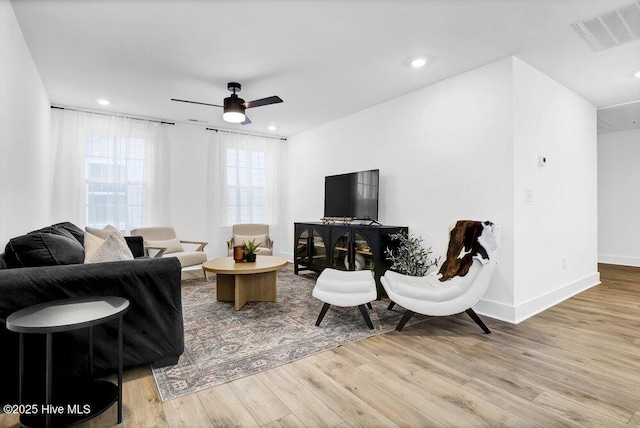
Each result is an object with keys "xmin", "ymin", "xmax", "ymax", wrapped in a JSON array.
[
  {"xmin": 245, "ymin": 253, "xmax": 256, "ymax": 263},
  {"xmin": 233, "ymin": 245, "xmax": 245, "ymax": 263}
]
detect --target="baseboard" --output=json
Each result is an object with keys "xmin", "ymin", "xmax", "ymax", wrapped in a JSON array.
[
  {"xmin": 474, "ymin": 271, "xmax": 601, "ymax": 324},
  {"xmin": 598, "ymin": 254, "xmax": 640, "ymax": 267},
  {"xmin": 473, "ymin": 299, "xmax": 516, "ymax": 324}
]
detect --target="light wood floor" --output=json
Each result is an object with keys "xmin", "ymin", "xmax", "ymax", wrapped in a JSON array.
[{"xmin": 3, "ymin": 263, "xmax": 640, "ymax": 427}]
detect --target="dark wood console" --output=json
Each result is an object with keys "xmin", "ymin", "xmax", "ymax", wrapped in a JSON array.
[{"xmin": 294, "ymin": 222, "xmax": 408, "ymax": 298}]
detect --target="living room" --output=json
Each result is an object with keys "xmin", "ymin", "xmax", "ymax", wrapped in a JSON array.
[{"xmin": 2, "ymin": 0, "xmax": 640, "ymax": 426}]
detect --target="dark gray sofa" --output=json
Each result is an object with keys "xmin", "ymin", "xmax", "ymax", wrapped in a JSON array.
[{"xmin": 0, "ymin": 223, "xmax": 184, "ymax": 405}]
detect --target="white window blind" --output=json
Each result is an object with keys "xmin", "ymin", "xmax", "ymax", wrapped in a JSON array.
[{"xmin": 226, "ymin": 147, "xmax": 266, "ymax": 224}]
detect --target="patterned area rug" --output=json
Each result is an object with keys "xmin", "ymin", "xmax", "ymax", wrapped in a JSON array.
[{"xmin": 152, "ymin": 268, "xmax": 424, "ymax": 402}]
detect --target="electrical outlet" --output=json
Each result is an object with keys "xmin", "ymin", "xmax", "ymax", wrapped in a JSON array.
[{"xmin": 561, "ymin": 257, "xmax": 567, "ymax": 269}]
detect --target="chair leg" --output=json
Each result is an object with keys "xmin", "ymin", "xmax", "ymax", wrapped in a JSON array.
[
  {"xmin": 465, "ymin": 308, "xmax": 491, "ymax": 334},
  {"xmin": 315, "ymin": 303, "xmax": 331, "ymax": 327},
  {"xmin": 357, "ymin": 304, "xmax": 374, "ymax": 330},
  {"xmin": 396, "ymin": 310, "xmax": 415, "ymax": 331},
  {"xmin": 387, "ymin": 302, "xmax": 396, "ymax": 310},
  {"xmin": 367, "ymin": 302, "xmax": 373, "ymax": 309}
]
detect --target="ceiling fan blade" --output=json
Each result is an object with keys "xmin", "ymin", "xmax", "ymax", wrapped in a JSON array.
[
  {"xmin": 243, "ymin": 96, "xmax": 283, "ymax": 109},
  {"xmin": 241, "ymin": 115, "xmax": 252, "ymax": 125},
  {"xmin": 171, "ymin": 98, "xmax": 223, "ymax": 108}
]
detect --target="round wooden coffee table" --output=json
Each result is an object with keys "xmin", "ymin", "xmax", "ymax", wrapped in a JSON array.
[{"xmin": 202, "ymin": 256, "xmax": 288, "ymax": 310}]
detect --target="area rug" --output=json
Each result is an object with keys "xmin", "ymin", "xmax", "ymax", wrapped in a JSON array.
[{"xmin": 152, "ymin": 268, "xmax": 425, "ymax": 402}]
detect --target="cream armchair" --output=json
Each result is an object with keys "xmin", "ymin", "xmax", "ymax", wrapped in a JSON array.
[
  {"xmin": 227, "ymin": 224, "xmax": 273, "ymax": 256},
  {"xmin": 130, "ymin": 226, "xmax": 208, "ymax": 270}
]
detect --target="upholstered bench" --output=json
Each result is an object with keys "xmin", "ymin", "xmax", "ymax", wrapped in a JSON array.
[{"xmin": 312, "ymin": 268, "xmax": 377, "ymax": 329}]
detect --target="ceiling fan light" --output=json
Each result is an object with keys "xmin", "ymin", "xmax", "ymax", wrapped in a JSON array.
[
  {"xmin": 223, "ymin": 94, "xmax": 246, "ymax": 123},
  {"xmin": 223, "ymin": 111, "xmax": 246, "ymax": 123}
]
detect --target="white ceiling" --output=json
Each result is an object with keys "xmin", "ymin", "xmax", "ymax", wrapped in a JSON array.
[{"xmin": 10, "ymin": 0, "xmax": 640, "ymax": 137}]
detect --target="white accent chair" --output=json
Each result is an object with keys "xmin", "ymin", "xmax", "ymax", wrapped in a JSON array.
[
  {"xmin": 381, "ymin": 224, "xmax": 501, "ymax": 333},
  {"xmin": 312, "ymin": 268, "xmax": 377, "ymax": 329},
  {"xmin": 227, "ymin": 224, "xmax": 274, "ymax": 256},
  {"xmin": 130, "ymin": 226, "xmax": 208, "ymax": 270}
]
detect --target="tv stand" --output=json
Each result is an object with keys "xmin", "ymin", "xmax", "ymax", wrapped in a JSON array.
[{"xmin": 294, "ymin": 222, "xmax": 407, "ymax": 298}]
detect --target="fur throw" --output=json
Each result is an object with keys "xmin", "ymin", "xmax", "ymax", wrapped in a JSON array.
[{"xmin": 438, "ymin": 220, "xmax": 494, "ymax": 282}]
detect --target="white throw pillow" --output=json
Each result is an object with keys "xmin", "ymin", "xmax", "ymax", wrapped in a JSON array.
[
  {"xmin": 84, "ymin": 232, "xmax": 135, "ymax": 264},
  {"xmin": 144, "ymin": 238, "xmax": 184, "ymax": 254},
  {"xmin": 235, "ymin": 234, "xmax": 267, "ymax": 248},
  {"xmin": 85, "ymin": 225, "xmax": 134, "ymax": 260}
]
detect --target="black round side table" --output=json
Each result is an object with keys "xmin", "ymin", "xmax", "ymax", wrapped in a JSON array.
[{"xmin": 6, "ymin": 296, "xmax": 129, "ymax": 427}]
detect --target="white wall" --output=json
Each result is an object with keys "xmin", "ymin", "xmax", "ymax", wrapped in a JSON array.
[
  {"xmin": 598, "ymin": 128, "xmax": 640, "ymax": 266},
  {"xmin": 284, "ymin": 56, "xmax": 599, "ymax": 323},
  {"xmin": 0, "ymin": 0, "xmax": 51, "ymax": 246},
  {"xmin": 285, "ymin": 57, "xmax": 516, "ymax": 310},
  {"xmin": 506, "ymin": 58, "xmax": 599, "ymax": 322}
]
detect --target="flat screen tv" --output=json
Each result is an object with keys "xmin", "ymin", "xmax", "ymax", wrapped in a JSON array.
[{"xmin": 324, "ymin": 169, "xmax": 379, "ymax": 220}]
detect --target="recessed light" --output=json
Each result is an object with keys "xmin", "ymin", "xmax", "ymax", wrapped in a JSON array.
[
  {"xmin": 97, "ymin": 99, "xmax": 110, "ymax": 106},
  {"xmin": 268, "ymin": 125, "xmax": 277, "ymax": 131},
  {"xmin": 635, "ymin": 70, "xmax": 640, "ymax": 78},
  {"xmin": 410, "ymin": 57, "xmax": 427, "ymax": 68}
]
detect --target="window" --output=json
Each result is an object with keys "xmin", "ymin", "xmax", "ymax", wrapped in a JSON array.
[
  {"xmin": 226, "ymin": 148, "xmax": 266, "ymax": 224},
  {"xmin": 85, "ymin": 134, "xmax": 145, "ymax": 230}
]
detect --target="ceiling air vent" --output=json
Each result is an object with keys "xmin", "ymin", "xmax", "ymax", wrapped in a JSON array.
[{"xmin": 574, "ymin": 2, "xmax": 640, "ymax": 51}]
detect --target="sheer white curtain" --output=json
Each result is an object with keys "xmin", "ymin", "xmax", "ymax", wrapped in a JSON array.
[
  {"xmin": 207, "ymin": 131, "xmax": 283, "ymax": 257},
  {"xmin": 50, "ymin": 109, "xmax": 170, "ymax": 231}
]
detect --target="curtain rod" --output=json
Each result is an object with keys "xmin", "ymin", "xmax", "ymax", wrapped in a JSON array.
[
  {"xmin": 206, "ymin": 127, "xmax": 287, "ymax": 141},
  {"xmin": 51, "ymin": 105, "xmax": 175, "ymax": 125}
]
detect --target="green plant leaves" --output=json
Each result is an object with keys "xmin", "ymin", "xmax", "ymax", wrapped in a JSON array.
[{"xmin": 385, "ymin": 231, "xmax": 439, "ymax": 277}]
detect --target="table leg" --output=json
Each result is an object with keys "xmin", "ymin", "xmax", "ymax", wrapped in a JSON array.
[
  {"xmin": 18, "ymin": 333, "xmax": 23, "ymax": 405},
  {"xmin": 89, "ymin": 326, "xmax": 94, "ymax": 377},
  {"xmin": 118, "ymin": 315, "xmax": 123, "ymax": 424},
  {"xmin": 234, "ymin": 272, "xmax": 277, "ymax": 310},
  {"xmin": 46, "ymin": 333, "xmax": 52, "ymax": 428},
  {"xmin": 216, "ymin": 274, "xmax": 236, "ymax": 302},
  {"xmin": 235, "ymin": 275, "xmax": 248, "ymax": 311}
]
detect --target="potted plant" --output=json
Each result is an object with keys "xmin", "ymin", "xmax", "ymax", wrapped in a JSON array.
[
  {"xmin": 243, "ymin": 238, "xmax": 261, "ymax": 263},
  {"xmin": 385, "ymin": 231, "xmax": 439, "ymax": 276}
]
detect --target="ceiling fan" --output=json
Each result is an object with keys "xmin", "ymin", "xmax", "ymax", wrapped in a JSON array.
[{"xmin": 171, "ymin": 82, "xmax": 283, "ymax": 125}]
